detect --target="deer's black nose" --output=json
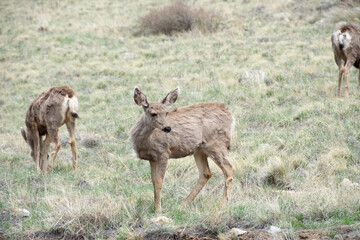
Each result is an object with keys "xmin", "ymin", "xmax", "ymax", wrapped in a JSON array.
[{"xmin": 162, "ymin": 126, "xmax": 171, "ymax": 133}]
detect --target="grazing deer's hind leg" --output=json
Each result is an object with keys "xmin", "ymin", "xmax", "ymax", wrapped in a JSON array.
[
  {"xmin": 66, "ymin": 120, "xmax": 77, "ymax": 170},
  {"xmin": 335, "ymin": 54, "xmax": 343, "ymax": 97},
  {"xmin": 338, "ymin": 68, "xmax": 344, "ymax": 97},
  {"xmin": 204, "ymin": 146, "xmax": 234, "ymax": 203},
  {"xmin": 343, "ymin": 59, "xmax": 356, "ymax": 97},
  {"xmin": 182, "ymin": 151, "xmax": 212, "ymax": 207},
  {"xmin": 47, "ymin": 128, "xmax": 61, "ymax": 171},
  {"xmin": 40, "ymin": 134, "xmax": 51, "ymax": 172}
]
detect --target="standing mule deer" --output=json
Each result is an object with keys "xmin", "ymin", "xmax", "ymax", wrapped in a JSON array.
[
  {"xmin": 332, "ymin": 24, "xmax": 360, "ymax": 97},
  {"xmin": 21, "ymin": 86, "xmax": 79, "ymax": 172},
  {"xmin": 130, "ymin": 87, "xmax": 234, "ymax": 215}
]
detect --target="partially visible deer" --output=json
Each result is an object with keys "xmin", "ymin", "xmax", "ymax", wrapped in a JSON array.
[
  {"xmin": 332, "ymin": 24, "xmax": 360, "ymax": 97},
  {"xmin": 130, "ymin": 87, "xmax": 234, "ymax": 215},
  {"xmin": 21, "ymin": 86, "xmax": 79, "ymax": 172}
]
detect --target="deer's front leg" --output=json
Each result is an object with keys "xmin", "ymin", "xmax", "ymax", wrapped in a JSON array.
[
  {"xmin": 150, "ymin": 156, "xmax": 168, "ymax": 216},
  {"xmin": 30, "ymin": 125, "xmax": 41, "ymax": 172}
]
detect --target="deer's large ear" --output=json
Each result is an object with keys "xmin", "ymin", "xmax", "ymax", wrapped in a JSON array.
[
  {"xmin": 134, "ymin": 86, "xmax": 149, "ymax": 108},
  {"xmin": 20, "ymin": 127, "xmax": 27, "ymax": 142},
  {"xmin": 162, "ymin": 87, "xmax": 180, "ymax": 108}
]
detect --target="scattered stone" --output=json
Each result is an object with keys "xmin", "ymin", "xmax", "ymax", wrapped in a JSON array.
[
  {"xmin": 315, "ymin": 19, "xmax": 327, "ymax": 26},
  {"xmin": 120, "ymin": 52, "xmax": 139, "ymax": 59},
  {"xmin": 230, "ymin": 228, "xmax": 247, "ymax": 237},
  {"xmin": 16, "ymin": 208, "xmax": 31, "ymax": 217},
  {"xmin": 259, "ymin": 143, "xmax": 271, "ymax": 151},
  {"xmin": 151, "ymin": 216, "xmax": 172, "ymax": 224},
  {"xmin": 238, "ymin": 70, "xmax": 267, "ymax": 89},
  {"xmin": 340, "ymin": 178, "xmax": 359, "ymax": 188},
  {"xmin": 268, "ymin": 225, "xmax": 281, "ymax": 234}
]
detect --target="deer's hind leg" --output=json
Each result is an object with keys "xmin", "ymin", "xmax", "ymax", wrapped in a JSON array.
[
  {"xmin": 182, "ymin": 150, "xmax": 212, "ymax": 207},
  {"xmin": 40, "ymin": 134, "xmax": 51, "ymax": 172},
  {"xmin": 66, "ymin": 120, "xmax": 77, "ymax": 170},
  {"xmin": 203, "ymin": 146, "xmax": 234, "ymax": 204},
  {"xmin": 343, "ymin": 58, "xmax": 356, "ymax": 97},
  {"xmin": 335, "ymin": 54, "xmax": 343, "ymax": 97},
  {"xmin": 47, "ymin": 128, "xmax": 61, "ymax": 172}
]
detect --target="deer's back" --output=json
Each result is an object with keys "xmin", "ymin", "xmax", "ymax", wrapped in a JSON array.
[
  {"xmin": 156, "ymin": 103, "xmax": 233, "ymax": 158},
  {"xmin": 332, "ymin": 25, "xmax": 360, "ymax": 68},
  {"xmin": 25, "ymin": 86, "xmax": 75, "ymax": 132}
]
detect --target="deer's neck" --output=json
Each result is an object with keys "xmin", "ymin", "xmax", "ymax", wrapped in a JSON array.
[{"xmin": 131, "ymin": 115, "xmax": 155, "ymax": 150}]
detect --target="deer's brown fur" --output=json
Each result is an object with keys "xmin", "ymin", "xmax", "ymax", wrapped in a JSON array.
[
  {"xmin": 21, "ymin": 86, "xmax": 79, "ymax": 172},
  {"xmin": 332, "ymin": 24, "xmax": 360, "ymax": 96},
  {"xmin": 130, "ymin": 87, "xmax": 234, "ymax": 215}
]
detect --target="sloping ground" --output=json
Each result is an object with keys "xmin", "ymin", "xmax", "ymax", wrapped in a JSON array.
[
  {"xmin": 2, "ymin": 0, "xmax": 360, "ymax": 239},
  {"xmin": 8, "ymin": 224, "xmax": 360, "ymax": 240}
]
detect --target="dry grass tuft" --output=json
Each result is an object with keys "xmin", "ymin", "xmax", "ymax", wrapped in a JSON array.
[
  {"xmin": 139, "ymin": 1, "xmax": 222, "ymax": 35},
  {"xmin": 262, "ymin": 156, "xmax": 290, "ymax": 189},
  {"xmin": 82, "ymin": 134, "xmax": 100, "ymax": 148}
]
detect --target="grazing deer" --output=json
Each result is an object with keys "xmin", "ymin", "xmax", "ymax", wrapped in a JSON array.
[
  {"xmin": 331, "ymin": 24, "xmax": 360, "ymax": 97},
  {"xmin": 130, "ymin": 87, "xmax": 234, "ymax": 215},
  {"xmin": 21, "ymin": 86, "xmax": 79, "ymax": 172}
]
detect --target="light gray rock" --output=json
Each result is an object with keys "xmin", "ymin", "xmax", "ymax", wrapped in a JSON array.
[
  {"xmin": 238, "ymin": 70, "xmax": 267, "ymax": 89},
  {"xmin": 230, "ymin": 228, "xmax": 247, "ymax": 237},
  {"xmin": 268, "ymin": 225, "xmax": 281, "ymax": 234},
  {"xmin": 17, "ymin": 208, "xmax": 31, "ymax": 217}
]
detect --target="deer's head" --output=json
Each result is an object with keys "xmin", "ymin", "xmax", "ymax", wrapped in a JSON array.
[
  {"xmin": 133, "ymin": 87, "xmax": 180, "ymax": 133},
  {"xmin": 21, "ymin": 126, "xmax": 35, "ymax": 159}
]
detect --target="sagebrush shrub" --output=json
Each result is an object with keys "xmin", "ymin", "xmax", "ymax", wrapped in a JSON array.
[{"xmin": 139, "ymin": 1, "xmax": 221, "ymax": 35}]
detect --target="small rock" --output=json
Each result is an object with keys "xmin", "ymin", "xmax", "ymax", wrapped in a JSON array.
[
  {"xmin": 230, "ymin": 228, "xmax": 247, "ymax": 236},
  {"xmin": 259, "ymin": 143, "xmax": 271, "ymax": 151},
  {"xmin": 120, "ymin": 52, "xmax": 139, "ymax": 59},
  {"xmin": 17, "ymin": 208, "xmax": 31, "ymax": 217},
  {"xmin": 238, "ymin": 70, "xmax": 267, "ymax": 89},
  {"xmin": 315, "ymin": 19, "xmax": 327, "ymax": 26},
  {"xmin": 151, "ymin": 216, "xmax": 172, "ymax": 224},
  {"xmin": 340, "ymin": 178, "xmax": 359, "ymax": 188},
  {"xmin": 334, "ymin": 234, "xmax": 343, "ymax": 240},
  {"xmin": 268, "ymin": 226, "xmax": 281, "ymax": 234}
]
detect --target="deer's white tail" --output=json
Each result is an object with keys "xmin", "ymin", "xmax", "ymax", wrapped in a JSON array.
[
  {"xmin": 69, "ymin": 96, "xmax": 79, "ymax": 118},
  {"xmin": 333, "ymin": 29, "xmax": 352, "ymax": 51}
]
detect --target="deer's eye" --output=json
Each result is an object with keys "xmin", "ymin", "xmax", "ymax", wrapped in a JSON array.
[
  {"xmin": 151, "ymin": 113, "xmax": 157, "ymax": 117},
  {"xmin": 166, "ymin": 112, "xmax": 168, "ymax": 116}
]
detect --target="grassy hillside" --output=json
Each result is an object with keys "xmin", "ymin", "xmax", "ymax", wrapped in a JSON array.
[{"xmin": 1, "ymin": 0, "xmax": 360, "ymax": 239}]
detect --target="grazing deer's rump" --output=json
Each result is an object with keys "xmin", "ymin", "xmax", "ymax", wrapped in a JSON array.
[
  {"xmin": 130, "ymin": 87, "xmax": 234, "ymax": 215},
  {"xmin": 21, "ymin": 86, "xmax": 79, "ymax": 172},
  {"xmin": 331, "ymin": 24, "xmax": 360, "ymax": 96}
]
